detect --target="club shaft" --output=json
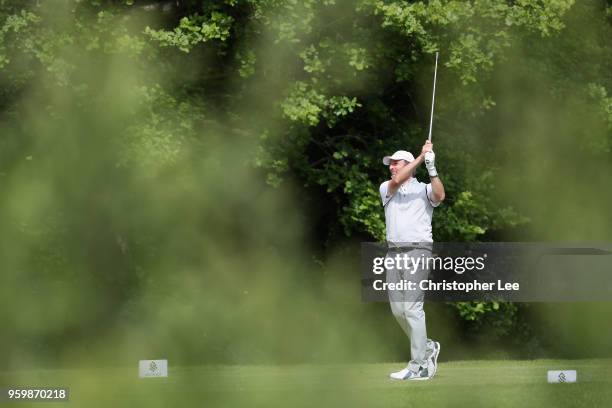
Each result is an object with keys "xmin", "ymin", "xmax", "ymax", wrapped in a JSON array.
[{"xmin": 428, "ymin": 52, "xmax": 439, "ymax": 142}]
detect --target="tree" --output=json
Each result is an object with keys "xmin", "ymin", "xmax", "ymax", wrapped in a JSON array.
[{"xmin": 1, "ymin": 0, "xmax": 610, "ymax": 361}]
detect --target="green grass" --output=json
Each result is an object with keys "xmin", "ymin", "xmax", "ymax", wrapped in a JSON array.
[{"xmin": 2, "ymin": 359, "xmax": 611, "ymax": 407}]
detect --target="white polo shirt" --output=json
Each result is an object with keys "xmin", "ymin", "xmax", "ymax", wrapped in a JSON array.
[{"xmin": 379, "ymin": 178, "xmax": 440, "ymax": 243}]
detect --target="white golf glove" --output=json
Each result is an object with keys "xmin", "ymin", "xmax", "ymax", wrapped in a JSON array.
[{"xmin": 424, "ymin": 151, "xmax": 438, "ymax": 177}]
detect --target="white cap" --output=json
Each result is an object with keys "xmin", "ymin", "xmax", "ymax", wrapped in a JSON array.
[{"xmin": 382, "ymin": 150, "xmax": 415, "ymax": 165}]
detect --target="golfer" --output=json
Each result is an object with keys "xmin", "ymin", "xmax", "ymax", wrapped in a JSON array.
[{"xmin": 380, "ymin": 140, "xmax": 445, "ymax": 380}]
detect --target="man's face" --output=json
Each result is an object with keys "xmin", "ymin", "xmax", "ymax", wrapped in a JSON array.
[{"xmin": 389, "ymin": 159, "xmax": 408, "ymax": 176}]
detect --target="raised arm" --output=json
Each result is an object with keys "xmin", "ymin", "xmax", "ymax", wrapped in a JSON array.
[
  {"xmin": 387, "ymin": 155, "xmax": 424, "ymax": 197},
  {"xmin": 423, "ymin": 141, "xmax": 445, "ymax": 203}
]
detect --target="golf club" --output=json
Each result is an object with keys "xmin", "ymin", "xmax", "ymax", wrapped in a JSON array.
[{"xmin": 428, "ymin": 51, "xmax": 439, "ymax": 142}]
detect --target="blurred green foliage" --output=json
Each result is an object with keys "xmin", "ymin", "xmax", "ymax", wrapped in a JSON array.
[{"xmin": 0, "ymin": 0, "xmax": 611, "ymax": 369}]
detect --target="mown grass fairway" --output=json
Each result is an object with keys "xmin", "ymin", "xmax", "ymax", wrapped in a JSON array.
[{"xmin": 2, "ymin": 359, "xmax": 610, "ymax": 407}]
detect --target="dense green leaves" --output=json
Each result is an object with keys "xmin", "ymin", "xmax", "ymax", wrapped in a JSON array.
[
  {"xmin": 1, "ymin": 0, "xmax": 611, "ymax": 359},
  {"xmin": 145, "ymin": 12, "xmax": 234, "ymax": 52}
]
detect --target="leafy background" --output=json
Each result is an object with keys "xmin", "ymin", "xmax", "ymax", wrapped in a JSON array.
[{"xmin": 0, "ymin": 0, "xmax": 611, "ymax": 370}]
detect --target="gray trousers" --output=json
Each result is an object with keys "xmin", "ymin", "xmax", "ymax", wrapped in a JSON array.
[{"xmin": 386, "ymin": 248, "xmax": 434, "ymax": 369}]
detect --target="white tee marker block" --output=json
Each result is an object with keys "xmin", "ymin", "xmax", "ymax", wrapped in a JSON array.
[
  {"xmin": 139, "ymin": 359, "xmax": 168, "ymax": 378},
  {"xmin": 547, "ymin": 370, "xmax": 576, "ymax": 383}
]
